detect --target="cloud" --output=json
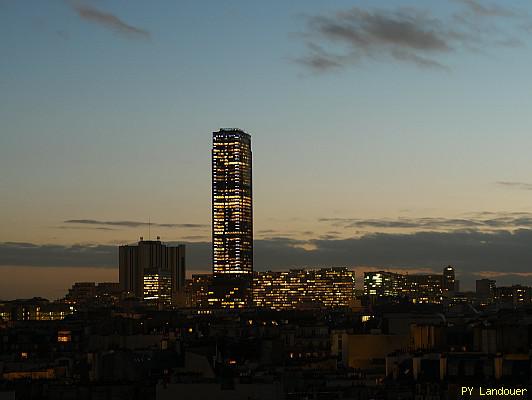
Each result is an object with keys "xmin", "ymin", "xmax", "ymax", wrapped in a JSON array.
[
  {"xmin": 0, "ymin": 242, "xmax": 117, "ymax": 268},
  {"xmin": 319, "ymin": 212, "xmax": 532, "ymax": 231},
  {"xmin": 64, "ymin": 219, "xmax": 208, "ymax": 229},
  {"xmin": 296, "ymin": 2, "xmax": 529, "ymax": 71},
  {"xmin": 188, "ymin": 230, "xmax": 532, "ymax": 289},
  {"xmin": 56, "ymin": 225, "xmax": 116, "ymax": 231},
  {"xmin": 257, "ymin": 229, "xmax": 282, "ymax": 234},
  {"xmin": 475, "ymin": 270, "xmax": 532, "ymax": 279},
  {"xmin": 4, "ymin": 228, "xmax": 532, "ymax": 273},
  {"xmin": 390, "ymin": 48, "xmax": 449, "ymax": 70},
  {"xmin": 70, "ymin": 3, "xmax": 150, "ymax": 39},
  {"xmin": 456, "ymin": 0, "xmax": 517, "ymax": 18},
  {"xmin": 255, "ymin": 229, "xmax": 321, "ymax": 239},
  {"xmin": 496, "ymin": 181, "xmax": 532, "ymax": 190},
  {"xmin": 180, "ymin": 235, "xmax": 209, "ymax": 240}
]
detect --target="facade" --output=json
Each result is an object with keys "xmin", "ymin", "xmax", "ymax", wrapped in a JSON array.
[
  {"xmin": 185, "ymin": 274, "xmax": 213, "ymax": 308},
  {"xmin": 119, "ymin": 239, "xmax": 186, "ymax": 307},
  {"xmin": 364, "ymin": 270, "xmax": 445, "ymax": 304},
  {"xmin": 143, "ymin": 270, "xmax": 172, "ymax": 306},
  {"xmin": 495, "ymin": 285, "xmax": 531, "ymax": 307},
  {"xmin": 65, "ymin": 282, "xmax": 121, "ymax": 306},
  {"xmin": 0, "ymin": 298, "xmax": 73, "ymax": 321},
  {"xmin": 211, "ymin": 128, "xmax": 253, "ymax": 308},
  {"xmin": 65, "ymin": 282, "xmax": 97, "ymax": 304},
  {"xmin": 404, "ymin": 274, "xmax": 443, "ymax": 304},
  {"xmin": 364, "ymin": 271, "xmax": 404, "ymax": 301},
  {"xmin": 253, "ymin": 268, "xmax": 356, "ymax": 310}
]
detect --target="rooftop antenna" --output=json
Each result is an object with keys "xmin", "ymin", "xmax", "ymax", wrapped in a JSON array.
[{"xmin": 148, "ymin": 216, "xmax": 151, "ymax": 241}]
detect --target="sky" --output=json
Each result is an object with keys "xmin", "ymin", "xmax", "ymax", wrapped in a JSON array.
[{"xmin": 2, "ymin": 0, "xmax": 532, "ymax": 299}]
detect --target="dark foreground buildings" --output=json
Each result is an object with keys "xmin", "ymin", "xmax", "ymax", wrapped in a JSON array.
[
  {"xmin": 4, "ymin": 262, "xmax": 532, "ymax": 399},
  {"xmin": 2, "ymin": 291, "xmax": 532, "ymax": 400}
]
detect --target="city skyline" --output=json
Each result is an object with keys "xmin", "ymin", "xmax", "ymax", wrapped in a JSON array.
[{"xmin": 3, "ymin": 0, "xmax": 532, "ymax": 298}]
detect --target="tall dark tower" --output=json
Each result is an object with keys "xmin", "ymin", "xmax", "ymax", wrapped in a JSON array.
[
  {"xmin": 442, "ymin": 265, "xmax": 455, "ymax": 295},
  {"xmin": 211, "ymin": 128, "xmax": 253, "ymax": 308}
]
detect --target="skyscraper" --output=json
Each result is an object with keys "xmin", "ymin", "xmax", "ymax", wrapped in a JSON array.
[
  {"xmin": 442, "ymin": 265, "xmax": 455, "ymax": 295},
  {"xmin": 119, "ymin": 238, "xmax": 186, "ymax": 307},
  {"xmin": 211, "ymin": 128, "xmax": 253, "ymax": 308}
]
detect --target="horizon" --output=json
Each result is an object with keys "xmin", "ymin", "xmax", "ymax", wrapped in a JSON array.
[{"xmin": 3, "ymin": 0, "xmax": 532, "ymax": 299}]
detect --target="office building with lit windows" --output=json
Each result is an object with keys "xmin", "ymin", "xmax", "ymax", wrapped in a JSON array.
[
  {"xmin": 211, "ymin": 128, "xmax": 253, "ymax": 308},
  {"xmin": 0, "ymin": 299, "xmax": 73, "ymax": 321},
  {"xmin": 364, "ymin": 271, "xmax": 405, "ymax": 301},
  {"xmin": 185, "ymin": 274, "xmax": 213, "ymax": 308},
  {"xmin": 143, "ymin": 269, "xmax": 172, "ymax": 306},
  {"xmin": 253, "ymin": 268, "xmax": 356, "ymax": 310},
  {"xmin": 364, "ymin": 269, "xmax": 447, "ymax": 304},
  {"xmin": 495, "ymin": 285, "xmax": 531, "ymax": 307},
  {"xmin": 404, "ymin": 274, "xmax": 443, "ymax": 304},
  {"xmin": 119, "ymin": 239, "xmax": 186, "ymax": 307}
]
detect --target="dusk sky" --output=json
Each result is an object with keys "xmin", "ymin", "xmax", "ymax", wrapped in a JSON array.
[{"xmin": 2, "ymin": 0, "xmax": 532, "ymax": 299}]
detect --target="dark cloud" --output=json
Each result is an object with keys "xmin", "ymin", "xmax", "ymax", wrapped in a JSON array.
[
  {"xmin": 0, "ymin": 242, "xmax": 117, "ymax": 268},
  {"xmin": 64, "ymin": 219, "xmax": 208, "ymax": 229},
  {"xmin": 496, "ymin": 181, "xmax": 532, "ymax": 190},
  {"xmin": 5, "ymin": 228, "xmax": 532, "ymax": 281},
  {"xmin": 319, "ymin": 234, "xmax": 341, "ymax": 240},
  {"xmin": 390, "ymin": 48, "xmax": 449, "ymax": 70},
  {"xmin": 56, "ymin": 225, "xmax": 115, "ymax": 231},
  {"xmin": 456, "ymin": 0, "xmax": 517, "ymax": 18},
  {"xmin": 319, "ymin": 213, "xmax": 532, "ymax": 231},
  {"xmin": 297, "ymin": 2, "xmax": 529, "ymax": 71},
  {"xmin": 256, "ymin": 230, "xmax": 318, "ymax": 239},
  {"xmin": 257, "ymin": 229, "xmax": 280, "ymax": 234},
  {"xmin": 71, "ymin": 3, "xmax": 150, "ymax": 39},
  {"xmin": 180, "ymin": 235, "xmax": 209, "ymax": 240},
  {"xmin": 297, "ymin": 52, "xmax": 344, "ymax": 71},
  {"xmin": 257, "ymin": 230, "xmax": 532, "ymax": 288}
]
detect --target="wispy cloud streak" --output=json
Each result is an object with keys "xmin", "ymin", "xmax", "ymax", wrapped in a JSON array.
[
  {"xmin": 496, "ymin": 181, "xmax": 532, "ymax": 190},
  {"xmin": 71, "ymin": 3, "xmax": 150, "ymax": 39},
  {"xmin": 320, "ymin": 212, "xmax": 532, "ymax": 231},
  {"xmin": 64, "ymin": 219, "xmax": 208, "ymax": 229}
]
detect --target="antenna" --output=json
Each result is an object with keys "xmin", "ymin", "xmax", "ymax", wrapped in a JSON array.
[{"xmin": 148, "ymin": 216, "xmax": 151, "ymax": 240}]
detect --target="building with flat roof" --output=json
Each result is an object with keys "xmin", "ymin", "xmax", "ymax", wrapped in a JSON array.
[
  {"xmin": 119, "ymin": 239, "xmax": 185, "ymax": 307},
  {"xmin": 211, "ymin": 128, "xmax": 253, "ymax": 308},
  {"xmin": 253, "ymin": 268, "xmax": 356, "ymax": 310}
]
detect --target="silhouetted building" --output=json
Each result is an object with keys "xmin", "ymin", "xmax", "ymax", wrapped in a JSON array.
[
  {"xmin": 0, "ymin": 298, "xmax": 73, "ymax": 321},
  {"xmin": 211, "ymin": 129, "xmax": 253, "ymax": 308},
  {"xmin": 495, "ymin": 285, "xmax": 531, "ymax": 307},
  {"xmin": 442, "ymin": 265, "xmax": 455, "ymax": 295},
  {"xmin": 476, "ymin": 279, "xmax": 496, "ymax": 304},
  {"xmin": 65, "ymin": 282, "xmax": 121, "ymax": 306},
  {"xmin": 119, "ymin": 239, "xmax": 185, "ymax": 307}
]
